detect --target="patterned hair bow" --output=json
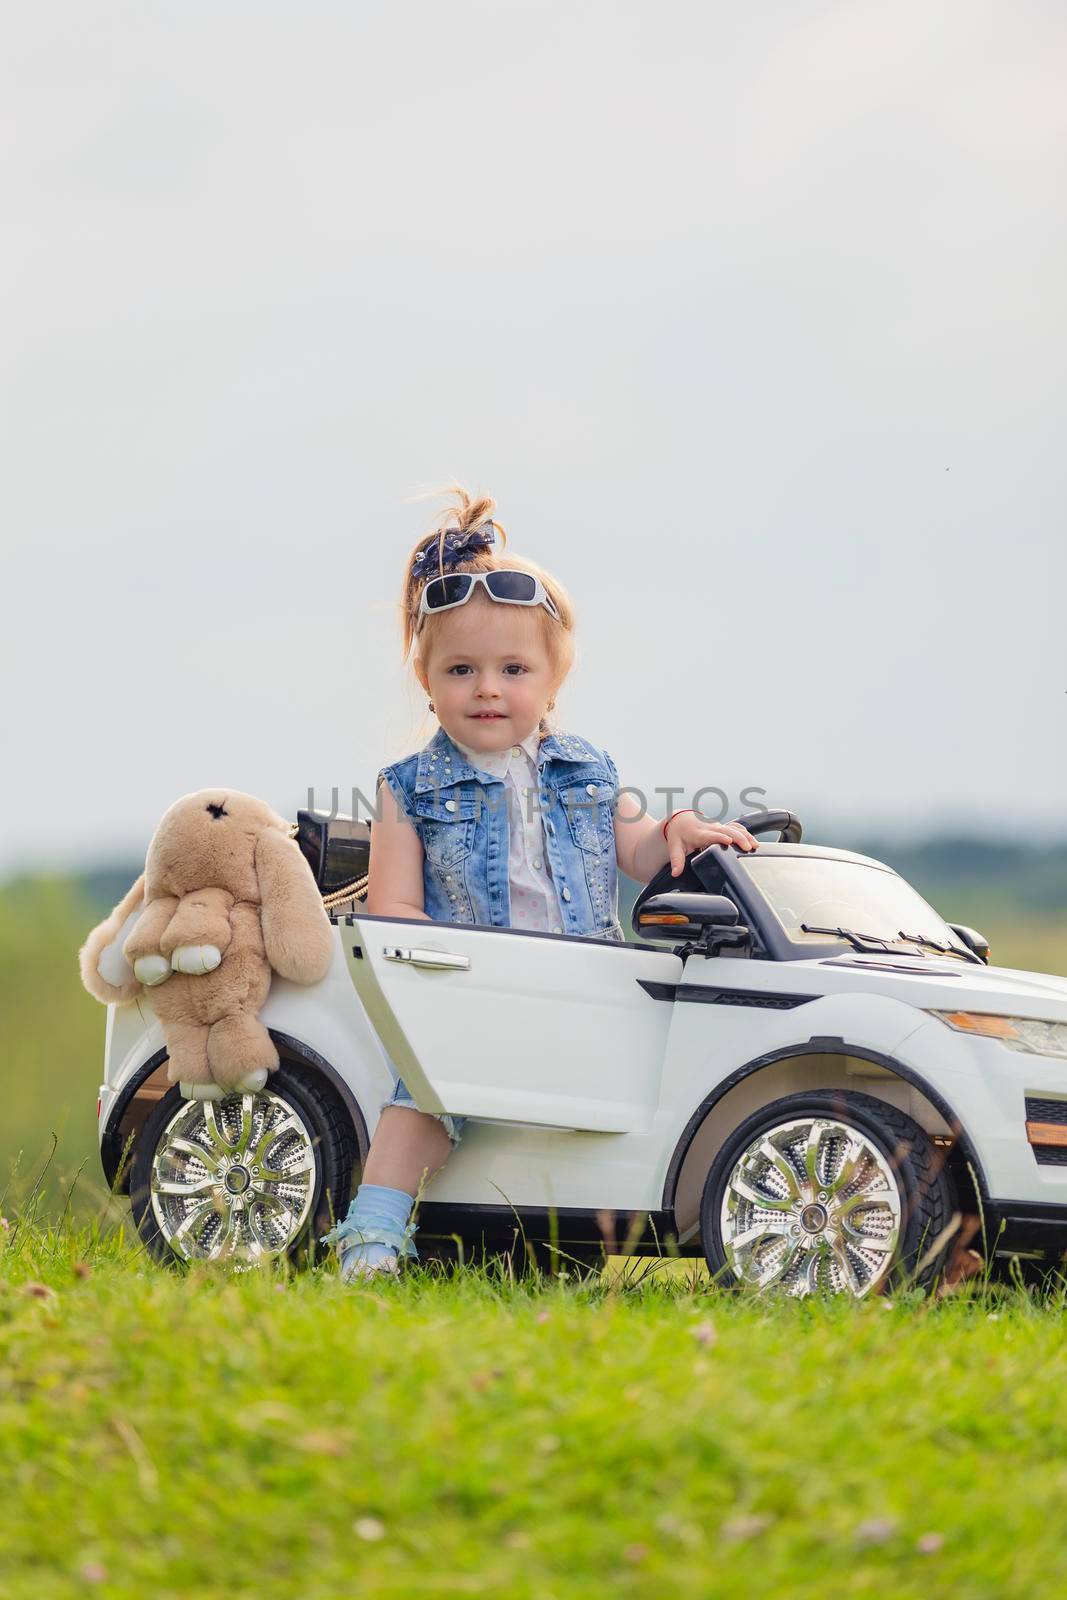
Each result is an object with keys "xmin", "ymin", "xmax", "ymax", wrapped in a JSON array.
[{"xmin": 410, "ymin": 521, "xmax": 496, "ymax": 581}]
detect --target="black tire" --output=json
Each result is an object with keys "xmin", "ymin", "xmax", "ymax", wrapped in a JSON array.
[
  {"xmin": 129, "ymin": 1060, "xmax": 360, "ymax": 1269},
  {"xmin": 701, "ymin": 1088, "xmax": 956, "ymax": 1298}
]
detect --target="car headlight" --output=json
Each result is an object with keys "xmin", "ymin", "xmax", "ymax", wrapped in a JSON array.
[{"xmin": 931, "ymin": 1011, "xmax": 1067, "ymax": 1058}]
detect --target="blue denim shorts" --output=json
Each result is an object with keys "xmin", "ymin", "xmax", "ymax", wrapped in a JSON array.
[{"xmin": 385, "ymin": 1077, "xmax": 466, "ymax": 1145}]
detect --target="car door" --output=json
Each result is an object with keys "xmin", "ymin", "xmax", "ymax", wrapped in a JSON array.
[{"xmin": 343, "ymin": 916, "xmax": 683, "ymax": 1133}]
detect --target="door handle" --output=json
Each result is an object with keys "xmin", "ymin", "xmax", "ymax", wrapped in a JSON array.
[{"xmin": 382, "ymin": 945, "xmax": 471, "ymax": 971}]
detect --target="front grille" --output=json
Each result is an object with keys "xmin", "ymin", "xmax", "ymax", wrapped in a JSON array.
[
  {"xmin": 1026, "ymin": 1097, "xmax": 1067, "ymax": 1126},
  {"xmin": 1034, "ymin": 1147, "xmax": 1067, "ymax": 1167}
]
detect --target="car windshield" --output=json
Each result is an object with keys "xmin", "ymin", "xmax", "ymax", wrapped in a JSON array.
[{"xmin": 736, "ymin": 854, "xmax": 971, "ymax": 957}]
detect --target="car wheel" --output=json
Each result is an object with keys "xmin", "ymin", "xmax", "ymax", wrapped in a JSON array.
[
  {"xmin": 701, "ymin": 1089, "xmax": 956, "ymax": 1298},
  {"xmin": 129, "ymin": 1061, "xmax": 359, "ymax": 1268}
]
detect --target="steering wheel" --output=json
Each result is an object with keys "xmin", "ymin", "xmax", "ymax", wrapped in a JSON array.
[{"xmin": 630, "ymin": 809, "xmax": 803, "ymax": 937}]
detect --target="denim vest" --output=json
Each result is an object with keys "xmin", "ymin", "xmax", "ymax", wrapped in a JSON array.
[{"xmin": 378, "ymin": 726, "xmax": 625, "ymax": 942}]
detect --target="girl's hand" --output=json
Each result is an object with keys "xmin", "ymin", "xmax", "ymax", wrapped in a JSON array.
[{"xmin": 665, "ymin": 813, "xmax": 759, "ymax": 877}]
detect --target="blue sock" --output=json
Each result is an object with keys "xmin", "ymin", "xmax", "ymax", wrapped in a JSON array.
[{"xmin": 319, "ymin": 1182, "xmax": 418, "ymax": 1262}]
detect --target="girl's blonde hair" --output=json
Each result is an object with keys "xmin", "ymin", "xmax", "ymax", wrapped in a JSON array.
[{"xmin": 399, "ymin": 484, "xmax": 575, "ymax": 734}]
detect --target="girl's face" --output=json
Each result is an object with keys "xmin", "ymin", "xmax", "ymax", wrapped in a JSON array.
[{"xmin": 417, "ymin": 596, "xmax": 557, "ymax": 754}]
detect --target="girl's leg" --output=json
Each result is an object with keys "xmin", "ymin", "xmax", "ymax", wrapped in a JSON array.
[
  {"xmin": 363, "ymin": 1106, "xmax": 453, "ymax": 1193},
  {"xmin": 320, "ymin": 1105, "xmax": 456, "ymax": 1277}
]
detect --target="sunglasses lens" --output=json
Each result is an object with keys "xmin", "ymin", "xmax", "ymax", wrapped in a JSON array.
[
  {"xmin": 485, "ymin": 571, "xmax": 538, "ymax": 603},
  {"xmin": 423, "ymin": 574, "xmax": 474, "ymax": 610}
]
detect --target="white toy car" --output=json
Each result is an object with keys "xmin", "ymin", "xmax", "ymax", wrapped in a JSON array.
[{"xmin": 95, "ymin": 809, "xmax": 1067, "ymax": 1296}]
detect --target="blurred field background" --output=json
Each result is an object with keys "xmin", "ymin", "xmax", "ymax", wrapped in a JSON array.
[{"xmin": 2, "ymin": 837, "xmax": 1065, "ymax": 1226}]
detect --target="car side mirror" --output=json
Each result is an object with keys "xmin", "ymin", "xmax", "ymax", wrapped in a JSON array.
[
  {"xmin": 636, "ymin": 892, "xmax": 749, "ymax": 955},
  {"xmin": 949, "ymin": 922, "xmax": 991, "ymax": 964}
]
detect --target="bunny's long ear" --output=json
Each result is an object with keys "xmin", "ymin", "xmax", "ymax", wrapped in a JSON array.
[
  {"xmin": 78, "ymin": 873, "xmax": 147, "ymax": 1004},
  {"xmin": 254, "ymin": 829, "xmax": 335, "ymax": 984}
]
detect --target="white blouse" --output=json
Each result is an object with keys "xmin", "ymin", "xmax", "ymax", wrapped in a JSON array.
[{"xmin": 451, "ymin": 728, "xmax": 563, "ymax": 934}]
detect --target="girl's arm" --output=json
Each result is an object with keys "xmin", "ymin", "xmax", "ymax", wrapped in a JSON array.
[
  {"xmin": 366, "ymin": 777, "xmax": 431, "ymax": 921},
  {"xmin": 613, "ymin": 790, "xmax": 759, "ymax": 883},
  {"xmin": 614, "ymin": 792, "xmax": 673, "ymax": 883}
]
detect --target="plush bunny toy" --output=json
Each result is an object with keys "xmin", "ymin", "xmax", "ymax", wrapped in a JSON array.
[{"xmin": 79, "ymin": 789, "xmax": 335, "ymax": 1099}]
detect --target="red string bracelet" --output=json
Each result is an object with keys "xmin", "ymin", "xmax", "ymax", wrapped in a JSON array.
[{"xmin": 661, "ymin": 808, "xmax": 694, "ymax": 841}]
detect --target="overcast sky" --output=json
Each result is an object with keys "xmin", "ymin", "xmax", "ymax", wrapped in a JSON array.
[{"xmin": 2, "ymin": 0, "xmax": 1065, "ymax": 880}]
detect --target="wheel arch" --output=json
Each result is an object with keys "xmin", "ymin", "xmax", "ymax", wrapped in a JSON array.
[
  {"xmin": 663, "ymin": 1040, "xmax": 988, "ymax": 1242},
  {"xmin": 100, "ymin": 1029, "xmax": 370, "ymax": 1193}
]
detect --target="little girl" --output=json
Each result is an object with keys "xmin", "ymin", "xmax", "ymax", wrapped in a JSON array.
[{"xmin": 322, "ymin": 485, "xmax": 759, "ymax": 1278}]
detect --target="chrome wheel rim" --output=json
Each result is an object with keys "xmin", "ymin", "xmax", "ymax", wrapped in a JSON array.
[
  {"xmin": 719, "ymin": 1116, "xmax": 902, "ymax": 1298},
  {"xmin": 149, "ymin": 1090, "xmax": 317, "ymax": 1262}
]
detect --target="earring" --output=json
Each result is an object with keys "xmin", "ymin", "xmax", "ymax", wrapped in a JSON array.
[{"xmin": 428, "ymin": 699, "xmax": 435, "ymax": 714}]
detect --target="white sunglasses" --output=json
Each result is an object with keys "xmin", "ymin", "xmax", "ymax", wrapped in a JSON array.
[{"xmin": 416, "ymin": 569, "xmax": 560, "ymax": 633}]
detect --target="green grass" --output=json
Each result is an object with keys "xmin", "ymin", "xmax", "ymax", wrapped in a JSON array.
[{"xmin": 1, "ymin": 1223, "xmax": 1067, "ymax": 1598}]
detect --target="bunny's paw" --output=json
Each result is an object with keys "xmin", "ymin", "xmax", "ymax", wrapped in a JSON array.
[
  {"xmin": 171, "ymin": 944, "xmax": 223, "ymax": 976},
  {"xmin": 133, "ymin": 954, "xmax": 172, "ymax": 988},
  {"xmin": 179, "ymin": 1081, "xmax": 227, "ymax": 1101},
  {"xmin": 232, "ymin": 1067, "xmax": 269, "ymax": 1093}
]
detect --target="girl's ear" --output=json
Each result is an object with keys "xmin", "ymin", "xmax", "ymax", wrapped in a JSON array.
[
  {"xmin": 413, "ymin": 656, "xmax": 430, "ymax": 694},
  {"xmin": 79, "ymin": 873, "xmax": 147, "ymax": 1004}
]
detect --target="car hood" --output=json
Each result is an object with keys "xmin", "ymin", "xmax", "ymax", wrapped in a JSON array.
[{"xmin": 812, "ymin": 954, "xmax": 1067, "ymax": 1021}]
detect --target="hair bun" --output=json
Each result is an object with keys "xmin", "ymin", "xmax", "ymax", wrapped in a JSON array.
[{"xmin": 440, "ymin": 485, "xmax": 495, "ymax": 533}]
